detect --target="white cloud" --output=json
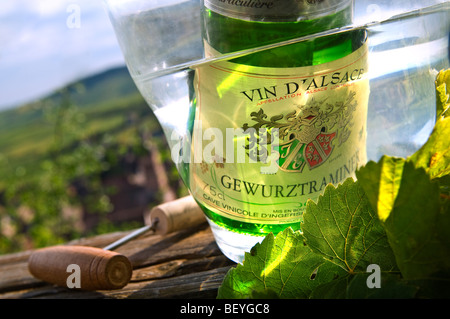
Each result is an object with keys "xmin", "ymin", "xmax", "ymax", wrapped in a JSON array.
[
  {"xmin": 0, "ymin": 0, "xmax": 125, "ymax": 109},
  {"xmin": 29, "ymin": 1, "xmax": 69, "ymax": 17},
  {"xmin": 0, "ymin": 1, "xmax": 17, "ymax": 17}
]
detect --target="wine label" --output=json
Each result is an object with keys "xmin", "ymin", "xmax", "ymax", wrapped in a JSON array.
[
  {"xmin": 204, "ymin": 0, "xmax": 353, "ymax": 21},
  {"xmin": 190, "ymin": 42, "xmax": 369, "ymax": 224}
]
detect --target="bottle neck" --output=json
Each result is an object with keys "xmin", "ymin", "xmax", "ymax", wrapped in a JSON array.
[{"xmin": 204, "ymin": 0, "xmax": 353, "ymax": 22}]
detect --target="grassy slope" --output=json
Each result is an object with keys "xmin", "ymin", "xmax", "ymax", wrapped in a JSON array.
[{"xmin": 0, "ymin": 66, "xmax": 160, "ymax": 188}]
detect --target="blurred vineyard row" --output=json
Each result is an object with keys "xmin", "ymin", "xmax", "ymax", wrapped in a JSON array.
[{"xmin": 0, "ymin": 67, "xmax": 187, "ymax": 254}]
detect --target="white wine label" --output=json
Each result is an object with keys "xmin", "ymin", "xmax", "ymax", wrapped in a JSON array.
[
  {"xmin": 204, "ymin": 0, "xmax": 353, "ymax": 21},
  {"xmin": 190, "ymin": 42, "xmax": 369, "ymax": 224}
]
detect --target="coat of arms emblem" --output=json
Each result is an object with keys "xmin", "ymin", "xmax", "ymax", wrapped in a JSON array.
[{"xmin": 242, "ymin": 91, "xmax": 357, "ymax": 173}]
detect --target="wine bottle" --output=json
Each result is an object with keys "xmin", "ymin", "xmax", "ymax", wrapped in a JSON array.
[{"xmin": 188, "ymin": 0, "xmax": 369, "ymax": 262}]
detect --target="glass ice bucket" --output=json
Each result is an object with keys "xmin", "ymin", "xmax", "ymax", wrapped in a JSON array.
[{"xmin": 103, "ymin": 0, "xmax": 450, "ymax": 263}]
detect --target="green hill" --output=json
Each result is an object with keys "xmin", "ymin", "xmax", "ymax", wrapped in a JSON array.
[
  {"xmin": 0, "ymin": 66, "xmax": 160, "ymax": 186},
  {"xmin": 0, "ymin": 65, "xmax": 185, "ymax": 253},
  {"xmin": 47, "ymin": 66, "xmax": 142, "ymax": 107}
]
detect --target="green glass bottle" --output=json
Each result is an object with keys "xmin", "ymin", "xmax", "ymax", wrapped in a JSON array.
[{"xmin": 187, "ymin": 0, "xmax": 369, "ymax": 262}]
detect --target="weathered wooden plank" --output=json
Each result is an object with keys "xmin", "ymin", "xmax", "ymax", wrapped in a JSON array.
[
  {"xmin": 0, "ymin": 230, "xmax": 135, "ymax": 294},
  {"xmin": 1, "ymin": 264, "xmax": 232, "ymax": 299},
  {"xmin": 131, "ymin": 255, "xmax": 233, "ymax": 282},
  {"xmin": 108, "ymin": 266, "xmax": 232, "ymax": 299},
  {"xmin": 0, "ymin": 222, "xmax": 236, "ymax": 299},
  {"xmin": 124, "ymin": 224, "xmax": 224, "ymax": 268},
  {"xmin": 0, "ymin": 232, "xmax": 129, "ymax": 297},
  {"xmin": 0, "ymin": 261, "xmax": 42, "ymax": 293}
]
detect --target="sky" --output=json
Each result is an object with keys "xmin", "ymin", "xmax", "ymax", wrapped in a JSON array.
[
  {"xmin": 0, "ymin": 0, "xmax": 448, "ymax": 111},
  {"xmin": 0, "ymin": 0, "xmax": 126, "ymax": 110}
]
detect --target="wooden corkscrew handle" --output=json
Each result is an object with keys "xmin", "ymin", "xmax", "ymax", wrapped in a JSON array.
[{"xmin": 28, "ymin": 196, "xmax": 205, "ymax": 291}]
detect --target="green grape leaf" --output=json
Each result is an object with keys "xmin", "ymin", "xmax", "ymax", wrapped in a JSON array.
[
  {"xmin": 301, "ymin": 178, "xmax": 398, "ymax": 274},
  {"xmin": 435, "ymin": 68, "xmax": 450, "ymax": 119},
  {"xmin": 217, "ymin": 228, "xmax": 345, "ymax": 299},
  {"xmin": 308, "ymin": 274, "xmax": 352, "ymax": 299},
  {"xmin": 218, "ymin": 179, "xmax": 400, "ymax": 299},
  {"xmin": 355, "ymin": 157, "xmax": 406, "ymax": 222},
  {"xmin": 410, "ymin": 69, "xmax": 450, "ymax": 180},
  {"xmin": 345, "ymin": 273, "xmax": 418, "ymax": 299},
  {"xmin": 356, "ymin": 157, "xmax": 450, "ymax": 280},
  {"xmin": 309, "ymin": 272, "xmax": 418, "ymax": 299},
  {"xmin": 408, "ymin": 116, "xmax": 450, "ymax": 180},
  {"xmin": 217, "ymin": 68, "xmax": 450, "ymax": 298}
]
